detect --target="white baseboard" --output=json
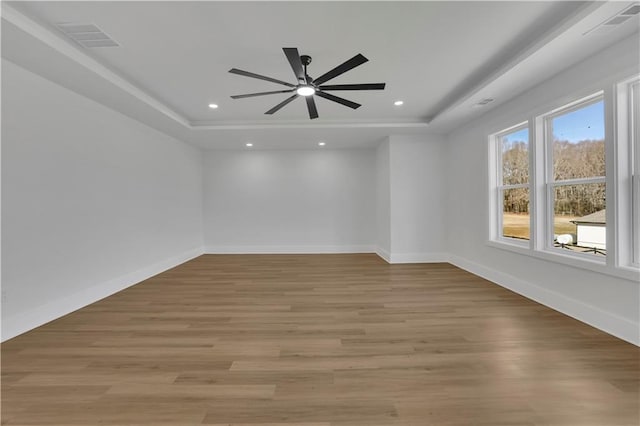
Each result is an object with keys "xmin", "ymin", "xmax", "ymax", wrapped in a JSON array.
[
  {"xmin": 374, "ymin": 249, "xmax": 448, "ymax": 264},
  {"xmin": 1, "ymin": 247, "xmax": 204, "ymax": 342},
  {"xmin": 375, "ymin": 247, "xmax": 391, "ymax": 263},
  {"xmin": 389, "ymin": 252, "xmax": 449, "ymax": 264},
  {"xmin": 448, "ymin": 254, "xmax": 640, "ymax": 346},
  {"xmin": 204, "ymin": 245, "xmax": 375, "ymax": 254}
]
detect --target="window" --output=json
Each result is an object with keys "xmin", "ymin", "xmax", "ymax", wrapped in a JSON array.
[
  {"xmin": 544, "ymin": 96, "xmax": 606, "ymax": 257},
  {"xmin": 613, "ymin": 75, "xmax": 639, "ymax": 269},
  {"xmin": 617, "ymin": 76, "xmax": 640, "ymax": 267},
  {"xmin": 489, "ymin": 74, "xmax": 640, "ymax": 277},
  {"xmin": 496, "ymin": 125, "xmax": 530, "ymax": 242}
]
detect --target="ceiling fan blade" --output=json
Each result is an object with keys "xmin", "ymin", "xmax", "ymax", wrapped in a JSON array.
[
  {"xmin": 283, "ymin": 48, "xmax": 306, "ymax": 83},
  {"xmin": 306, "ymin": 96, "xmax": 319, "ymax": 119},
  {"xmin": 231, "ymin": 89, "xmax": 295, "ymax": 99},
  {"xmin": 265, "ymin": 94, "xmax": 299, "ymax": 115},
  {"xmin": 315, "ymin": 91, "xmax": 361, "ymax": 109},
  {"xmin": 312, "ymin": 54, "xmax": 368, "ymax": 85},
  {"xmin": 319, "ymin": 83, "xmax": 386, "ymax": 91},
  {"xmin": 229, "ymin": 68, "xmax": 295, "ymax": 87}
]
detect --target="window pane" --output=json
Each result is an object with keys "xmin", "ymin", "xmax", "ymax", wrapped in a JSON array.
[
  {"xmin": 551, "ymin": 100, "xmax": 605, "ymax": 180},
  {"xmin": 502, "ymin": 187, "xmax": 530, "ymax": 240},
  {"xmin": 501, "ymin": 128, "xmax": 529, "ymax": 185},
  {"xmin": 633, "ymin": 82, "xmax": 640, "ymax": 264},
  {"xmin": 553, "ymin": 183, "xmax": 606, "ymax": 256}
]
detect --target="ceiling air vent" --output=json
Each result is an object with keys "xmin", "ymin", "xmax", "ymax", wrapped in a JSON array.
[
  {"xmin": 620, "ymin": 4, "xmax": 640, "ymax": 15},
  {"xmin": 56, "ymin": 23, "xmax": 119, "ymax": 48},
  {"xmin": 584, "ymin": 3, "xmax": 640, "ymax": 35}
]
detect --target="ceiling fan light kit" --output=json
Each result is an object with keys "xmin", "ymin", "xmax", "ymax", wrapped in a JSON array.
[
  {"xmin": 229, "ymin": 48, "xmax": 386, "ymax": 119},
  {"xmin": 296, "ymin": 86, "xmax": 315, "ymax": 96}
]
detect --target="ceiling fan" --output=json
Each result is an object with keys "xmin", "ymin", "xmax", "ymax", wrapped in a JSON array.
[{"xmin": 229, "ymin": 48, "xmax": 386, "ymax": 119}]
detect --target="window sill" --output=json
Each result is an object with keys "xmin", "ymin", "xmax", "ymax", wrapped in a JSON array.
[{"xmin": 486, "ymin": 240, "xmax": 640, "ymax": 282}]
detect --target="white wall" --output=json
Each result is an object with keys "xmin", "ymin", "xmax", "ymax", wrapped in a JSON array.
[
  {"xmin": 375, "ymin": 138, "xmax": 391, "ymax": 259},
  {"xmin": 203, "ymin": 148, "xmax": 376, "ymax": 252},
  {"xmin": 445, "ymin": 35, "xmax": 640, "ymax": 345},
  {"xmin": 1, "ymin": 59, "xmax": 204, "ymax": 340},
  {"xmin": 388, "ymin": 135, "xmax": 447, "ymax": 263},
  {"xmin": 4, "ymin": 32, "xmax": 637, "ymax": 348}
]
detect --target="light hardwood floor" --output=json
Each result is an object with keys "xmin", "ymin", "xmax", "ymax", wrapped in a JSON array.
[{"xmin": 2, "ymin": 254, "xmax": 638, "ymax": 425}]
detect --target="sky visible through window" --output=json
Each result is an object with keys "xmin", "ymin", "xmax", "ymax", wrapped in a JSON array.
[
  {"xmin": 552, "ymin": 100, "xmax": 604, "ymax": 142},
  {"xmin": 502, "ymin": 128, "xmax": 528, "ymax": 146},
  {"xmin": 501, "ymin": 101, "xmax": 605, "ymax": 145}
]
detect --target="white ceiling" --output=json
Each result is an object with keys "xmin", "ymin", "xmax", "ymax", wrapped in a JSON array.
[{"xmin": 2, "ymin": 1, "xmax": 639, "ymax": 149}]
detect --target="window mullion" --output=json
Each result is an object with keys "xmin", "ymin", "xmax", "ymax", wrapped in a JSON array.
[
  {"xmin": 532, "ymin": 115, "xmax": 547, "ymax": 251},
  {"xmin": 604, "ymin": 86, "xmax": 616, "ymax": 267}
]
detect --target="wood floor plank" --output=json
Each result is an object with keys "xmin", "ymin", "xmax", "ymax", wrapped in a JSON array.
[{"xmin": 2, "ymin": 254, "xmax": 638, "ymax": 425}]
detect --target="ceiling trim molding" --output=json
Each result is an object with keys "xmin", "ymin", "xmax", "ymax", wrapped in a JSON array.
[
  {"xmin": 188, "ymin": 121, "xmax": 429, "ymax": 130},
  {"xmin": 1, "ymin": 3, "xmax": 191, "ymax": 128},
  {"xmin": 427, "ymin": 1, "xmax": 605, "ymax": 124},
  {"xmin": 2, "ymin": 3, "xmax": 429, "ymax": 134}
]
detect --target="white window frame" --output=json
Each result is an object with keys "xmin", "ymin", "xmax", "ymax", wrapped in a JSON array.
[
  {"xmin": 633, "ymin": 80, "xmax": 640, "ymax": 267},
  {"xmin": 490, "ymin": 122, "xmax": 531, "ymax": 248},
  {"xmin": 615, "ymin": 75, "xmax": 640, "ymax": 269},
  {"xmin": 488, "ymin": 75, "xmax": 640, "ymax": 281},
  {"xmin": 541, "ymin": 92, "xmax": 606, "ymax": 262}
]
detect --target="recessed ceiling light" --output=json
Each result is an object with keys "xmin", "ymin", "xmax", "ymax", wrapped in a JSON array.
[
  {"xmin": 318, "ymin": 142, "xmax": 326, "ymax": 146},
  {"xmin": 208, "ymin": 103, "xmax": 219, "ymax": 109},
  {"xmin": 394, "ymin": 100, "xmax": 404, "ymax": 106},
  {"xmin": 245, "ymin": 143, "xmax": 253, "ymax": 147}
]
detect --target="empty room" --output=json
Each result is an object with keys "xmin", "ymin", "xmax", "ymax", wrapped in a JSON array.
[{"xmin": 1, "ymin": 1, "xmax": 639, "ymax": 425}]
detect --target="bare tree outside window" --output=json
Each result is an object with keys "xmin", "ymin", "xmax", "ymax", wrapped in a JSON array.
[
  {"xmin": 499, "ymin": 127, "xmax": 530, "ymax": 240},
  {"xmin": 548, "ymin": 99, "xmax": 606, "ymax": 256}
]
